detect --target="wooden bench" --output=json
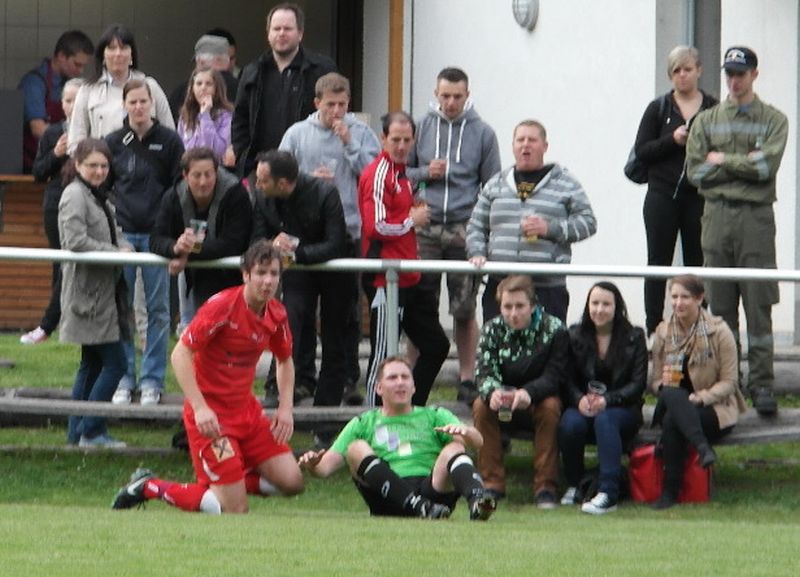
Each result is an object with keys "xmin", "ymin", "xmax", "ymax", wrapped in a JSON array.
[
  {"xmin": 1, "ymin": 387, "xmax": 798, "ymax": 444},
  {"xmin": 0, "ymin": 387, "xmax": 368, "ymax": 429},
  {"xmin": 489, "ymin": 405, "xmax": 800, "ymax": 447},
  {"xmin": 634, "ymin": 405, "xmax": 800, "ymax": 446}
]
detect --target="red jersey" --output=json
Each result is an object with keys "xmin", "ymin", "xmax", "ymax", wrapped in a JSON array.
[
  {"xmin": 358, "ymin": 150, "xmax": 421, "ymax": 288},
  {"xmin": 181, "ymin": 286, "xmax": 292, "ymax": 413}
]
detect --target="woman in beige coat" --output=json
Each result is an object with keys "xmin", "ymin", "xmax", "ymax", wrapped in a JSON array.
[
  {"xmin": 649, "ymin": 274, "xmax": 747, "ymax": 509},
  {"xmin": 67, "ymin": 24, "xmax": 173, "ymax": 152},
  {"xmin": 59, "ymin": 138, "xmax": 131, "ymax": 448}
]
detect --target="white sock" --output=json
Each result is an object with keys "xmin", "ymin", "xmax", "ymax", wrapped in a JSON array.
[
  {"xmin": 259, "ymin": 477, "xmax": 280, "ymax": 496},
  {"xmin": 199, "ymin": 490, "xmax": 222, "ymax": 515}
]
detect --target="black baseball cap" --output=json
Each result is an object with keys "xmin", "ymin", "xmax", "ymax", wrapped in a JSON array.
[{"xmin": 722, "ymin": 46, "xmax": 758, "ymax": 72}]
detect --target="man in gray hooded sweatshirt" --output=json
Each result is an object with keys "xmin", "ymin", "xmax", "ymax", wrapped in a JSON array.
[
  {"xmin": 280, "ymin": 72, "xmax": 381, "ymax": 410},
  {"xmin": 407, "ymin": 67, "xmax": 501, "ymax": 403}
]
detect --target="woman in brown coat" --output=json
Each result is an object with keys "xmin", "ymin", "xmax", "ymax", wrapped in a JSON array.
[{"xmin": 649, "ymin": 274, "xmax": 747, "ymax": 509}]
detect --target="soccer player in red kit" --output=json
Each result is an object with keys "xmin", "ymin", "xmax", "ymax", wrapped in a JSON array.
[{"xmin": 112, "ymin": 240, "xmax": 304, "ymax": 513}]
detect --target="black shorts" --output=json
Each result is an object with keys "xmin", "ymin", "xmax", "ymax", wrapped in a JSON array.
[{"xmin": 353, "ymin": 475, "xmax": 459, "ymax": 517}]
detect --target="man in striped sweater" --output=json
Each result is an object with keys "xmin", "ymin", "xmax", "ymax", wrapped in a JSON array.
[{"xmin": 467, "ymin": 119, "xmax": 597, "ymax": 323}]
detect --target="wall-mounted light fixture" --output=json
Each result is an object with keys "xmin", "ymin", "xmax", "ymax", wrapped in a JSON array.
[{"xmin": 512, "ymin": 0, "xmax": 539, "ymax": 31}]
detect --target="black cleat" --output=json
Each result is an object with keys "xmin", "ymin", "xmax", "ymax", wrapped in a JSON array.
[
  {"xmin": 111, "ymin": 468, "xmax": 154, "ymax": 510},
  {"xmin": 421, "ymin": 502, "xmax": 451, "ymax": 520},
  {"xmin": 469, "ymin": 490, "xmax": 497, "ymax": 521},
  {"xmin": 408, "ymin": 494, "xmax": 450, "ymax": 519}
]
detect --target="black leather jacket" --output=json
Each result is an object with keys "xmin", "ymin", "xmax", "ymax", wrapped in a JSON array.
[
  {"xmin": 565, "ymin": 324, "xmax": 647, "ymax": 409},
  {"xmin": 250, "ymin": 173, "xmax": 347, "ymax": 264}
]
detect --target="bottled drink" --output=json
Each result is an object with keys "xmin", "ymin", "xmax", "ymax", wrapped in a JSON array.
[{"xmin": 414, "ymin": 182, "xmax": 427, "ymax": 207}]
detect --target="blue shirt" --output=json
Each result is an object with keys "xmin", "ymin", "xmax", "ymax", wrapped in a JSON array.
[{"xmin": 18, "ymin": 59, "xmax": 64, "ymax": 123}]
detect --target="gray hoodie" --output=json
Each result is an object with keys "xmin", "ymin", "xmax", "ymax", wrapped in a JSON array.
[
  {"xmin": 407, "ymin": 102, "xmax": 501, "ymax": 224},
  {"xmin": 280, "ymin": 111, "xmax": 381, "ymax": 239}
]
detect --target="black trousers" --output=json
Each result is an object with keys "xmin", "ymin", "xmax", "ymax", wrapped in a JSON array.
[
  {"xmin": 363, "ymin": 281, "xmax": 450, "ymax": 407},
  {"xmin": 658, "ymin": 386, "xmax": 731, "ymax": 495},
  {"xmin": 279, "ymin": 269, "xmax": 357, "ymax": 407},
  {"xmin": 643, "ymin": 190, "xmax": 704, "ymax": 334},
  {"xmin": 40, "ymin": 207, "xmax": 62, "ymax": 334}
]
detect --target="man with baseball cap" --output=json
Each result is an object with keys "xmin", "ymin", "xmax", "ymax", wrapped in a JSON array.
[
  {"xmin": 685, "ymin": 46, "xmax": 788, "ymax": 416},
  {"xmin": 169, "ymin": 34, "xmax": 238, "ymax": 121}
]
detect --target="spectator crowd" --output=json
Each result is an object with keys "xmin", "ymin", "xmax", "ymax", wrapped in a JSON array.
[{"xmin": 14, "ymin": 3, "xmax": 786, "ymax": 516}]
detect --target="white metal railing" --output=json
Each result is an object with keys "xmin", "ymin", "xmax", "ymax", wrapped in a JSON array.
[{"xmin": 2, "ymin": 246, "xmax": 798, "ymax": 354}]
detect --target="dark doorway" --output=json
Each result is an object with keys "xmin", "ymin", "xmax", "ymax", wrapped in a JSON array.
[{"xmin": 333, "ymin": 0, "xmax": 364, "ymax": 111}]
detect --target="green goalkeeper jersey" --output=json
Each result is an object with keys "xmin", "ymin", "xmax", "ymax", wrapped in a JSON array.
[{"xmin": 331, "ymin": 406, "xmax": 460, "ymax": 478}]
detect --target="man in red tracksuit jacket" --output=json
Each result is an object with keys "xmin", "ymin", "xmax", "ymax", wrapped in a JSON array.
[{"xmin": 358, "ymin": 111, "xmax": 450, "ymax": 408}]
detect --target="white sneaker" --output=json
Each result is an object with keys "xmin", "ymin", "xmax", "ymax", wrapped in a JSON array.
[
  {"xmin": 112, "ymin": 389, "xmax": 132, "ymax": 405},
  {"xmin": 140, "ymin": 389, "xmax": 161, "ymax": 406},
  {"xmin": 581, "ymin": 492, "xmax": 617, "ymax": 515},
  {"xmin": 561, "ymin": 486, "xmax": 578, "ymax": 505},
  {"xmin": 20, "ymin": 327, "xmax": 48, "ymax": 344},
  {"xmin": 78, "ymin": 434, "xmax": 127, "ymax": 449}
]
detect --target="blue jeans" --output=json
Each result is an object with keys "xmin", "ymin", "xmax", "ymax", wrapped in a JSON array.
[
  {"xmin": 119, "ymin": 232, "xmax": 169, "ymax": 392},
  {"xmin": 558, "ymin": 406, "xmax": 641, "ymax": 501},
  {"xmin": 67, "ymin": 341, "xmax": 126, "ymax": 442},
  {"xmin": 177, "ymin": 271, "xmax": 196, "ymax": 331}
]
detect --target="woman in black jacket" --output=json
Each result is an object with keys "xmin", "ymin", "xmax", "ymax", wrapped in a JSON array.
[
  {"xmin": 104, "ymin": 78, "xmax": 184, "ymax": 407},
  {"xmin": 633, "ymin": 46, "xmax": 717, "ymax": 335},
  {"xmin": 558, "ymin": 282, "xmax": 647, "ymax": 514},
  {"xmin": 21, "ymin": 78, "xmax": 84, "ymax": 345}
]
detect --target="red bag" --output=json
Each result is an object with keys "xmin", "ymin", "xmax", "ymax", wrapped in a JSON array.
[
  {"xmin": 629, "ymin": 444, "xmax": 712, "ymax": 503},
  {"xmin": 629, "ymin": 444, "xmax": 662, "ymax": 503}
]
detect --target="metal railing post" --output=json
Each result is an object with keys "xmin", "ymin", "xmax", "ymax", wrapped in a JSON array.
[{"xmin": 385, "ymin": 264, "xmax": 400, "ymax": 356}]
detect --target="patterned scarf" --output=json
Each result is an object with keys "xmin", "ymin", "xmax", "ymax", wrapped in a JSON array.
[{"xmin": 669, "ymin": 309, "xmax": 713, "ymax": 365}]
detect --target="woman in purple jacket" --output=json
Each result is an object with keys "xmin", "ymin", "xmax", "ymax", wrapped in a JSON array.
[{"xmin": 177, "ymin": 68, "xmax": 233, "ymax": 165}]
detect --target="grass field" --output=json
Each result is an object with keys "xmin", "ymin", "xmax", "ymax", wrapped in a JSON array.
[
  {"xmin": 1, "ymin": 427, "xmax": 798, "ymax": 577},
  {"xmin": 1, "ymin": 335, "xmax": 800, "ymax": 576}
]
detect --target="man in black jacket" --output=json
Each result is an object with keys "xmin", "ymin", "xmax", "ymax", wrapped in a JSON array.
[
  {"xmin": 251, "ymin": 150, "xmax": 353, "ymax": 437},
  {"xmin": 232, "ymin": 2, "xmax": 337, "ymax": 177},
  {"xmin": 150, "ymin": 147, "xmax": 252, "ymax": 308}
]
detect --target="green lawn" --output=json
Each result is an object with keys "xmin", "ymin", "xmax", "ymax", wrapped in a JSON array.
[
  {"xmin": 2, "ymin": 334, "xmax": 800, "ymax": 576},
  {"xmin": 0, "ymin": 435, "xmax": 798, "ymax": 577},
  {"xmin": 0, "ymin": 332, "xmax": 180, "ymax": 393},
  {"xmin": 0, "ymin": 500, "xmax": 797, "ymax": 577}
]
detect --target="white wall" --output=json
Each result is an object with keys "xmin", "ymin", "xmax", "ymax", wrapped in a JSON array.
[
  {"xmin": 406, "ymin": 0, "xmax": 659, "ymax": 328},
  {"xmin": 362, "ymin": 0, "xmax": 390, "ymax": 134},
  {"xmin": 361, "ymin": 0, "xmax": 798, "ymax": 340},
  {"xmin": 720, "ymin": 0, "xmax": 798, "ymax": 344}
]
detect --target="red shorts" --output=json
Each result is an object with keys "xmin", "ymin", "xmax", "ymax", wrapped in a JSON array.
[{"xmin": 184, "ymin": 396, "xmax": 291, "ymax": 486}]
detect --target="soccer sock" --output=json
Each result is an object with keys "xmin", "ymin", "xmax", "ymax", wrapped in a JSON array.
[
  {"xmin": 244, "ymin": 471, "xmax": 279, "ymax": 496},
  {"xmin": 447, "ymin": 452, "xmax": 485, "ymax": 500},
  {"xmin": 198, "ymin": 490, "xmax": 222, "ymax": 514},
  {"xmin": 357, "ymin": 455, "xmax": 421, "ymax": 514},
  {"xmin": 143, "ymin": 478, "xmax": 208, "ymax": 512}
]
